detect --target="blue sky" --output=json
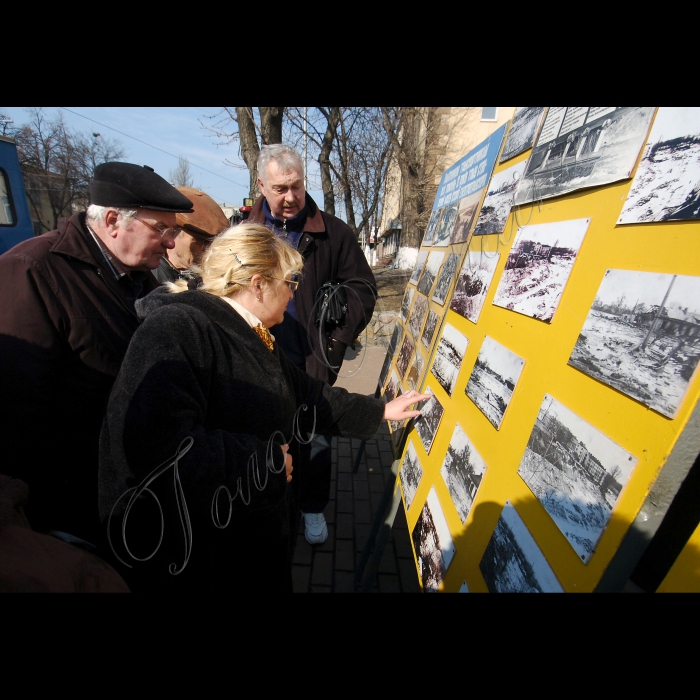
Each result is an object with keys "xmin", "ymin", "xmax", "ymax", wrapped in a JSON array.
[{"xmin": 1, "ymin": 106, "xmax": 325, "ymax": 209}]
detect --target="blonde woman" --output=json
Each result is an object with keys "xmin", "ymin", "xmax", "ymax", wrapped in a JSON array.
[{"xmin": 98, "ymin": 222, "xmax": 426, "ymax": 593}]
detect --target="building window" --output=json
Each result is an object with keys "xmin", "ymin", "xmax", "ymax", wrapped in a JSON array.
[{"xmin": 481, "ymin": 107, "xmax": 498, "ymax": 121}]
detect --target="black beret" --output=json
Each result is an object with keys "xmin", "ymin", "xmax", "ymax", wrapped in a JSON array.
[{"xmin": 89, "ymin": 162, "xmax": 194, "ymax": 213}]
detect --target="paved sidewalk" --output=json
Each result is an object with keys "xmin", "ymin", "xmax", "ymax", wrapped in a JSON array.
[{"xmin": 291, "ymin": 343, "xmax": 421, "ymax": 593}]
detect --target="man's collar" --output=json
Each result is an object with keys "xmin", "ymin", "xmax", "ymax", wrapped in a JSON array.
[{"xmin": 262, "ymin": 199, "xmax": 308, "ymax": 232}]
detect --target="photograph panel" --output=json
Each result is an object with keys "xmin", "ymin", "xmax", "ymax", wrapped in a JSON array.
[
  {"xmin": 432, "ymin": 253, "xmax": 461, "ymax": 307},
  {"xmin": 514, "ymin": 107, "xmax": 656, "ymax": 206},
  {"xmin": 396, "ymin": 333, "xmax": 415, "ymax": 379},
  {"xmin": 450, "ymin": 191, "xmax": 482, "ymax": 245},
  {"xmin": 408, "ymin": 293, "xmax": 429, "ymax": 341},
  {"xmin": 568, "ymin": 269, "xmax": 700, "ymax": 418},
  {"xmin": 500, "ymin": 107, "xmax": 547, "ymax": 164},
  {"xmin": 465, "ymin": 335, "xmax": 525, "ymax": 430},
  {"xmin": 479, "ymin": 500, "xmax": 564, "ymax": 593},
  {"xmin": 406, "ymin": 350, "xmax": 425, "ymax": 392},
  {"xmin": 400, "ymin": 286, "xmax": 415, "ymax": 323},
  {"xmin": 431, "ymin": 323, "xmax": 469, "ymax": 397},
  {"xmin": 618, "ymin": 107, "xmax": 700, "ymax": 224},
  {"xmin": 415, "ymin": 387, "xmax": 445, "ymax": 455},
  {"xmin": 422, "ymin": 207, "xmax": 443, "ymax": 246},
  {"xmin": 383, "ymin": 369, "xmax": 400, "ymax": 403},
  {"xmin": 440, "ymin": 422, "xmax": 487, "ymax": 524},
  {"xmin": 518, "ymin": 394, "xmax": 638, "ymax": 563},
  {"xmin": 473, "ymin": 159, "xmax": 528, "ymax": 236},
  {"xmin": 409, "ymin": 250, "xmax": 429, "ymax": 285},
  {"xmin": 492, "ymin": 218, "xmax": 591, "ymax": 323},
  {"xmin": 417, "ymin": 251, "xmax": 445, "ymax": 298},
  {"xmin": 433, "ymin": 201, "xmax": 458, "ymax": 247},
  {"xmin": 450, "ymin": 251, "xmax": 501, "ymax": 324},
  {"xmin": 421, "ymin": 309, "xmax": 440, "ymax": 350},
  {"xmin": 412, "ymin": 487, "xmax": 455, "ymax": 592},
  {"xmin": 399, "ymin": 440, "xmax": 423, "ymax": 512}
]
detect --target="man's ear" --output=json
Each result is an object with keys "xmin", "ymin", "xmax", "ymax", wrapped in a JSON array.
[
  {"xmin": 257, "ymin": 178, "xmax": 265, "ymax": 196},
  {"xmin": 105, "ymin": 209, "xmax": 120, "ymax": 237}
]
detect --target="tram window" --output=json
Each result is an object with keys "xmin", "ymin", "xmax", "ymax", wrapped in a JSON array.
[
  {"xmin": 481, "ymin": 107, "xmax": 498, "ymax": 121},
  {"xmin": 0, "ymin": 169, "xmax": 16, "ymax": 226}
]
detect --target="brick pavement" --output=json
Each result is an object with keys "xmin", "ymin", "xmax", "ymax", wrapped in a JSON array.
[{"xmin": 291, "ymin": 344, "xmax": 421, "ymax": 593}]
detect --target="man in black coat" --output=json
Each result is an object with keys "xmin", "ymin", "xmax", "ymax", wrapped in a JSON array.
[
  {"xmin": 248, "ymin": 144, "xmax": 377, "ymax": 545},
  {"xmin": 0, "ymin": 162, "xmax": 193, "ymax": 550}
]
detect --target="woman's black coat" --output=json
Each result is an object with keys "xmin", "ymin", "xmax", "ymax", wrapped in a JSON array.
[{"xmin": 98, "ymin": 287, "xmax": 385, "ymax": 593}]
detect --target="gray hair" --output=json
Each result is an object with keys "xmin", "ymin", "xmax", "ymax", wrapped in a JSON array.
[
  {"xmin": 86, "ymin": 204, "xmax": 138, "ymax": 226},
  {"xmin": 257, "ymin": 144, "xmax": 304, "ymax": 185}
]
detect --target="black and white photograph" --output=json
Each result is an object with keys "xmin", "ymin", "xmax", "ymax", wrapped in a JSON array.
[
  {"xmin": 422, "ymin": 207, "xmax": 443, "ymax": 246},
  {"xmin": 409, "ymin": 250, "xmax": 429, "ymax": 286},
  {"xmin": 417, "ymin": 251, "xmax": 445, "ymax": 298},
  {"xmin": 378, "ymin": 351, "xmax": 393, "ymax": 389},
  {"xmin": 518, "ymin": 394, "xmax": 638, "ymax": 563},
  {"xmin": 433, "ymin": 201, "xmax": 459, "ymax": 247},
  {"xmin": 450, "ymin": 191, "xmax": 482, "ymax": 245},
  {"xmin": 421, "ymin": 309, "xmax": 440, "ymax": 350},
  {"xmin": 415, "ymin": 387, "xmax": 445, "ymax": 455},
  {"xmin": 500, "ymin": 107, "xmax": 547, "ymax": 164},
  {"xmin": 568, "ymin": 269, "xmax": 700, "ymax": 418},
  {"xmin": 396, "ymin": 332, "xmax": 415, "ymax": 380},
  {"xmin": 399, "ymin": 440, "xmax": 423, "ymax": 511},
  {"xmin": 386, "ymin": 322, "xmax": 402, "ymax": 358},
  {"xmin": 473, "ymin": 160, "xmax": 528, "ymax": 236},
  {"xmin": 513, "ymin": 107, "xmax": 656, "ymax": 206},
  {"xmin": 479, "ymin": 500, "xmax": 564, "ymax": 593},
  {"xmin": 450, "ymin": 251, "xmax": 501, "ymax": 324},
  {"xmin": 440, "ymin": 422, "xmax": 487, "ymax": 524},
  {"xmin": 492, "ymin": 218, "xmax": 590, "ymax": 323},
  {"xmin": 412, "ymin": 487, "xmax": 455, "ymax": 592},
  {"xmin": 465, "ymin": 335, "xmax": 525, "ymax": 430},
  {"xmin": 408, "ymin": 293, "xmax": 429, "ymax": 341},
  {"xmin": 432, "ymin": 253, "xmax": 461, "ymax": 307},
  {"xmin": 383, "ymin": 369, "xmax": 399, "ymax": 403},
  {"xmin": 406, "ymin": 351, "xmax": 425, "ymax": 392},
  {"xmin": 618, "ymin": 107, "xmax": 700, "ymax": 224},
  {"xmin": 400, "ymin": 286, "xmax": 415, "ymax": 323},
  {"xmin": 431, "ymin": 323, "xmax": 469, "ymax": 397}
]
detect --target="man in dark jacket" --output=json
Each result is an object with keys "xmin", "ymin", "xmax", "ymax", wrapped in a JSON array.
[
  {"xmin": 248, "ymin": 144, "xmax": 377, "ymax": 544},
  {"xmin": 152, "ymin": 186, "xmax": 229, "ymax": 285},
  {"xmin": 0, "ymin": 162, "xmax": 193, "ymax": 550}
]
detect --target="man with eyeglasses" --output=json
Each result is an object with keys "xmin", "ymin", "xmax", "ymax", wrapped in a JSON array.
[
  {"xmin": 0, "ymin": 161, "xmax": 193, "ymax": 555},
  {"xmin": 152, "ymin": 186, "xmax": 230, "ymax": 286}
]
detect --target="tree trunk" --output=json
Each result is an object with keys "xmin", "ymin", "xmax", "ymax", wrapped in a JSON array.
[
  {"xmin": 318, "ymin": 107, "xmax": 339, "ymax": 216},
  {"xmin": 260, "ymin": 107, "xmax": 284, "ymax": 145},
  {"xmin": 235, "ymin": 107, "xmax": 262, "ymax": 199}
]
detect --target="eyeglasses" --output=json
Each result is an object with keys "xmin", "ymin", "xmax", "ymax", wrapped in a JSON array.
[
  {"xmin": 269, "ymin": 276, "xmax": 299, "ymax": 292},
  {"xmin": 134, "ymin": 216, "xmax": 183, "ymax": 244}
]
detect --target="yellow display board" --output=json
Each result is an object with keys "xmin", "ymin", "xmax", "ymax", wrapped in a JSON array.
[{"xmin": 384, "ymin": 107, "xmax": 700, "ymax": 592}]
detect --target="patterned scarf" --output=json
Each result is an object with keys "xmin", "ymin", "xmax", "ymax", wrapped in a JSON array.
[{"xmin": 253, "ymin": 323, "xmax": 274, "ymax": 352}]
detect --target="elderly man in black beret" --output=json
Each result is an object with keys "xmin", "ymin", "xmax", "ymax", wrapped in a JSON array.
[{"xmin": 0, "ymin": 162, "xmax": 193, "ymax": 553}]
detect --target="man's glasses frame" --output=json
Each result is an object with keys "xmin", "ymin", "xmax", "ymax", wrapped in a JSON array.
[{"xmin": 134, "ymin": 216, "xmax": 183, "ymax": 244}]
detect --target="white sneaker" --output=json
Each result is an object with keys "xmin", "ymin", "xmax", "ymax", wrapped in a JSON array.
[{"xmin": 302, "ymin": 512, "xmax": 328, "ymax": 544}]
